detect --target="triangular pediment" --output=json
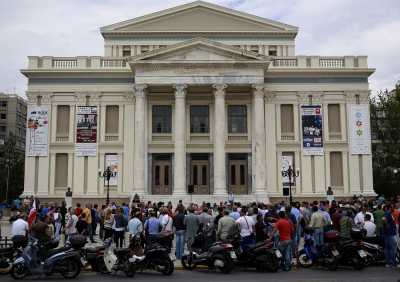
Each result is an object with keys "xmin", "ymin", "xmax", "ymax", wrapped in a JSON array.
[
  {"xmin": 129, "ymin": 38, "xmax": 268, "ymax": 63},
  {"xmin": 101, "ymin": 1, "xmax": 297, "ymax": 34}
]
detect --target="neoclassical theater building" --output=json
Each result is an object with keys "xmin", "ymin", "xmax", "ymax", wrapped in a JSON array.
[{"xmin": 22, "ymin": 1, "xmax": 375, "ymax": 204}]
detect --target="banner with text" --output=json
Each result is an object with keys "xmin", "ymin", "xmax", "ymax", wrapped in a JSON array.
[
  {"xmin": 301, "ymin": 105, "xmax": 324, "ymax": 155},
  {"xmin": 75, "ymin": 106, "xmax": 97, "ymax": 156},
  {"xmin": 26, "ymin": 106, "xmax": 49, "ymax": 156},
  {"xmin": 105, "ymin": 154, "xmax": 119, "ymax": 186},
  {"xmin": 349, "ymin": 104, "xmax": 371, "ymax": 155}
]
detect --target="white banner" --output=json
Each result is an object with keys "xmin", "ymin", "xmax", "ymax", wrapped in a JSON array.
[
  {"xmin": 105, "ymin": 154, "xmax": 119, "ymax": 186},
  {"xmin": 349, "ymin": 104, "xmax": 371, "ymax": 155},
  {"xmin": 26, "ymin": 106, "xmax": 49, "ymax": 156},
  {"xmin": 75, "ymin": 106, "xmax": 97, "ymax": 156},
  {"xmin": 281, "ymin": 154, "xmax": 294, "ymax": 187}
]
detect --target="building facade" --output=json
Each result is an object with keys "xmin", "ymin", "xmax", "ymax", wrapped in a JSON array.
[
  {"xmin": 22, "ymin": 1, "xmax": 375, "ymax": 204},
  {"xmin": 0, "ymin": 93, "xmax": 27, "ymax": 151}
]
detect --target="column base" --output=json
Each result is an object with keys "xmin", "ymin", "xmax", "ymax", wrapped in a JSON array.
[{"xmin": 253, "ymin": 191, "xmax": 270, "ymax": 204}]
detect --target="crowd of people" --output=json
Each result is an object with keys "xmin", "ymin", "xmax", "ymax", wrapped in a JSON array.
[{"xmin": 4, "ymin": 194, "xmax": 400, "ymax": 270}]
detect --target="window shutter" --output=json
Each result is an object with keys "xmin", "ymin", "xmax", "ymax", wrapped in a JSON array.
[
  {"xmin": 328, "ymin": 104, "xmax": 341, "ymax": 136},
  {"xmin": 56, "ymin": 105, "xmax": 70, "ymax": 136},
  {"xmin": 106, "ymin": 105, "xmax": 119, "ymax": 134},
  {"xmin": 330, "ymin": 152, "xmax": 343, "ymax": 187},
  {"xmin": 280, "ymin": 104, "xmax": 294, "ymax": 134},
  {"xmin": 55, "ymin": 153, "xmax": 68, "ymax": 187}
]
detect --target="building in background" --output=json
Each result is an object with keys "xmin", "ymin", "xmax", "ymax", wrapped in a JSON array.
[
  {"xmin": 0, "ymin": 93, "xmax": 27, "ymax": 151},
  {"xmin": 21, "ymin": 1, "xmax": 375, "ymax": 205}
]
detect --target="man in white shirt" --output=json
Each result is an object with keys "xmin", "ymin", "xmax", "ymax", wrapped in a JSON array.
[
  {"xmin": 128, "ymin": 211, "xmax": 143, "ymax": 239},
  {"xmin": 363, "ymin": 214, "xmax": 376, "ymax": 238},
  {"xmin": 235, "ymin": 206, "xmax": 255, "ymax": 251},
  {"xmin": 11, "ymin": 214, "xmax": 28, "ymax": 238}
]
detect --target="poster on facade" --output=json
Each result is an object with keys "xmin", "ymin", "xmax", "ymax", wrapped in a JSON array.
[
  {"xmin": 105, "ymin": 154, "xmax": 119, "ymax": 186},
  {"xmin": 75, "ymin": 106, "xmax": 97, "ymax": 156},
  {"xmin": 349, "ymin": 104, "xmax": 371, "ymax": 155},
  {"xmin": 281, "ymin": 154, "xmax": 294, "ymax": 187},
  {"xmin": 26, "ymin": 106, "xmax": 49, "ymax": 156},
  {"xmin": 301, "ymin": 105, "xmax": 324, "ymax": 155}
]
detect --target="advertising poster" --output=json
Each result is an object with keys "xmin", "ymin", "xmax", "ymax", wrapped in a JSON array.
[
  {"xmin": 75, "ymin": 106, "xmax": 97, "ymax": 156},
  {"xmin": 349, "ymin": 104, "xmax": 371, "ymax": 155},
  {"xmin": 105, "ymin": 154, "xmax": 119, "ymax": 186},
  {"xmin": 26, "ymin": 106, "xmax": 49, "ymax": 156},
  {"xmin": 281, "ymin": 154, "xmax": 294, "ymax": 187},
  {"xmin": 301, "ymin": 105, "xmax": 324, "ymax": 155}
]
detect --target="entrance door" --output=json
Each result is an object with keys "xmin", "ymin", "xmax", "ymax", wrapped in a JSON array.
[
  {"xmin": 152, "ymin": 160, "xmax": 172, "ymax": 195},
  {"xmin": 228, "ymin": 160, "xmax": 248, "ymax": 194},
  {"xmin": 191, "ymin": 160, "xmax": 210, "ymax": 194}
]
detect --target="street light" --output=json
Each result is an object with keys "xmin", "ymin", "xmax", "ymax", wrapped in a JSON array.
[
  {"xmin": 281, "ymin": 165, "xmax": 300, "ymax": 205},
  {"xmin": 99, "ymin": 167, "xmax": 112, "ymax": 206}
]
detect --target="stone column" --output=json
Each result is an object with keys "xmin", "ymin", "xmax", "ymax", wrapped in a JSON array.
[
  {"xmin": 133, "ymin": 84, "xmax": 147, "ymax": 195},
  {"xmin": 173, "ymin": 84, "xmax": 187, "ymax": 196},
  {"xmin": 213, "ymin": 84, "xmax": 228, "ymax": 196},
  {"xmin": 252, "ymin": 85, "xmax": 268, "ymax": 202}
]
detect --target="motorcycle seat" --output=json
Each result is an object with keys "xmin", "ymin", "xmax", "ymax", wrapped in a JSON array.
[
  {"xmin": 247, "ymin": 241, "xmax": 266, "ymax": 251},
  {"xmin": 46, "ymin": 246, "xmax": 70, "ymax": 258},
  {"xmin": 114, "ymin": 248, "xmax": 130, "ymax": 255},
  {"xmin": 86, "ymin": 246, "xmax": 104, "ymax": 253}
]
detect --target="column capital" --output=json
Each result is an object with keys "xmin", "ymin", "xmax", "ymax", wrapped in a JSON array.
[
  {"xmin": 173, "ymin": 84, "xmax": 187, "ymax": 99},
  {"xmin": 252, "ymin": 84, "xmax": 265, "ymax": 98},
  {"xmin": 212, "ymin": 83, "xmax": 228, "ymax": 97},
  {"xmin": 133, "ymin": 84, "xmax": 148, "ymax": 98}
]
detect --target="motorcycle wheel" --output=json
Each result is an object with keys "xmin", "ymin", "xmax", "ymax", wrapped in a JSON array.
[
  {"xmin": 181, "ymin": 254, "xmax": 196, "ymax": 270},
  {"xmin": 11, "ymin": 264, "xmax": 28, "ymax": 280},
  {"xmin": 158, "ymin": 255, "xmax": 174, "ymax": 276},
  {"xmin": 124, "ymin": 263, "xmax": 136, "ymax": 277},
  {"xmin": 327, "ymin": 258, "xmax": 338, "ymax": 271},
  {"xmin": 60, "ymin": 258, "xmax": 81, "ymax": 279},
  {"xmin": 352, "ymin": 257, "xmax": 364, "ymax": 270},
  {"xmin": 255, "ymin": 253, "xmax": 279, "ymax": 273},
  {"xmin": 213, "ymin": 254, "xmax": 233, "ymax": 274},
  {"xmin": 298, "ymin": 253, "xmax": 314, "ymax": 268},
  {"xmin": 96, "ymin": 257, "xmax": 109, "ymax": 274}
]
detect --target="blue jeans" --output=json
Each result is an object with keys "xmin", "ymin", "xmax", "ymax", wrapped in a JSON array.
[
  {"xmin": 279, "ymin": 240, "xmax": 292, "ymax": 271},
  {"xmin": 313, "ymin": 228, "xmax": 324, "ymax": 248},
  {"xmin": 384, "ymin": 235, "xmax": 397, "ymax": 266},
  {"xmin": 175, "ymin": 230, "xmax": 186, "ymax": 259},
  {"xmin": 241, "ymin": 235, "xmax": 255, "ymax": 251}
]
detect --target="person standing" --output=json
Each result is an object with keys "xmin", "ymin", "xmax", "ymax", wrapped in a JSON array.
[
  {"xmin": 364, "ymin": 213, "xmax": 376, "ymax": 239},
  {"xmin": 53, "ymin": 207, "xmax": 62, "ymax": 241},
  {"xmin": 198, "ymin": 207, "xmax": 213, "ymax": 231},
  {"xmin": 382, "ymin": 205, "xmax": 398, "ymax": 268},
  {"xmin": 217, "ymin": 209, "xmax": 236, "ymax": 242},
  {"xmin": 273, "ymin": 211, "xmax": 294, "ymax": 271},
  {"xmin": 11, "ymin": 213, "xmax": 28, "ymax": 239},
  {"xmin": 113, "ymin": 208, "xmax": 127, "ymax": 248},
  {"xmin": 103, "ymin": 208, "xmax": 114, "ymax": 240},
  {"xmin": 184, "ymin": 207, "xmax": 200, "ymax": 250},
  {"xmin": 309, "ymin": 205, "xmax": 325, "ymax": 249},
  {"xmin": 144, "ymin": 210, "xmax": 161, "ymax": 240},
  {"xmin": 173, "ymin": 206, "xmax": 186, "ymax": 260},
  {"xmin": 339, "ymin": 209, "xmax": 353, "ymax": 239},
  {"xmin": 128, "ymin": 211, "xmax": 143, "ymax": 240},
  {"xmin": 235, "ymin": 206, "xmax": 255, "ymax": 251},
  {"xmin": 65, "ymin": 207, "xmax": 78, "ymax": 242},
  {"xmin": 373, "ymin": 205, "xmax": 385, "ymax": 243},
  {"xmin": 81, "ymin": 204, "xmax": 94, "ymax": 243}
]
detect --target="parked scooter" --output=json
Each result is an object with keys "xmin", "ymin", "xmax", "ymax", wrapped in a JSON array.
[
  {"xmin": 181, "ymin": 227, "xmax": 235, "ymax": 274},
  {"xmin": 298, "ymin": 229, "xmax": 339, "ymax": 271},
  {"xmin": 11, "ymin": 237, "xmax": 82, "ymax": 279},
  {"xmin": 0, "ymin": 236, "xmax": 27, "ymax": 275},
  {"xmin": 334, "ymin": 229, "xmax": 368, "ymax": 270},
  {"xmin": 102, "ymin": 238, "xmax": 136, "ymax": 277}
]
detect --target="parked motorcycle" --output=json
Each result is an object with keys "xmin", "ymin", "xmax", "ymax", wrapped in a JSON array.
[
  {"xmin": 0, "ymin": 236, "xmax": 28, "ymax": 274},
  {"xmin": 334, "ymin": 229, "xmax": 368, "ymax": 270},
  {"xmin": 181, "ymin": 227, "xmax": 235, "ymax": 274},
  {"xmin": 129, "ymin": 235, "xmax": 174, "ymax": 275},
  {"xmin": 298, "ymin": 229, "xmax": 339, "ymax": 271},
  {"xmin": 102, "ymin": 238, "xmax": 136, "ymax": 277},
  {"xmin": 11, "ymin": 237, "xmax": 82, "ymax": 279}
]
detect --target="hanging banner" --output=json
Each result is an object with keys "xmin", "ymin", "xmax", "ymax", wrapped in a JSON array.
[
  {"xmin": 105, "ymin": 154, "xmax": 119, "ymax": 186},
  {"xmin": 26, "ymin": 106, "xmax": 49, "ymax": 156},
  {"xmin": 75, "ymin": 106, "xmax": 97, "ymax": 156},
  {"xmin": 281, "ymin": 154, "xmax": 294, "ymax": 187},
  {"xmin": 349, "ymin": 104, "xmax": 371, "ymax": 155},
  {"xmin": 302, "ymin": 105, "xmax": 324, "ymax": 155}
]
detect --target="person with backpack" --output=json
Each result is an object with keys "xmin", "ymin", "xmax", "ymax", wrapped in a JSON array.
[{"xmin": 113, "ymin": 207, "xmax": 127, "ymax": 248}]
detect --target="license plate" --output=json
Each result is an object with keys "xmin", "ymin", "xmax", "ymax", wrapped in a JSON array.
[
  {"xmin": 358, "ymin": 250, "xmax": 367, "ymax": 258},
  {"xmin": 275, "ymin": 250, "xmax": 282, "ymax": 258},
  {"xmin": 332, "ymin": 250, "xmax": 339, "ymax": 257},
  {"xmin": 230, "ymin": 251, "xmax": 237, "ymax": 259}
]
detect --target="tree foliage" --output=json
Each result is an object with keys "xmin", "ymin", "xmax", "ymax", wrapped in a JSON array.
[
  {"xmin": 0, "ymin": 133, "xmax": 25, "ymax": 203},
  {"xmin": 371, "ymin": 83, "xmax": 400, "ymax": 196}
]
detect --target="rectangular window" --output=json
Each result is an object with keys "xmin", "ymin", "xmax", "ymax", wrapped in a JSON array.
[
  {"xmin": 268, "ymin": 46, "xmax": 277, "ymax": 56},
  {"xmin": 0, "ymin": 113, "xmax": 6, "ymax": 119},
  {"xmin": 280, "ymin": 104, "xmax": 294, "ymax": 135},
  {"xmin": 152, "ymin": 105, "xmax": 172, "ymax": 133},
  {"xmin": 55, "ymin": 153, "xmax": 68, "ymax": 188},
  {"xmin": 0, "ymin": 126, "xmax": 6, "ymax": 133},
  {"xmin": 330, "ymin": 152, "xmax": 343, "ymax": 187},
  {"xmin": 105, "ymin": 105, "xmax": 119, "ymax": 134},
  {"xmin": 328, "ymin": 104, "xmax": 341, "ymax": 138},
  {"xmin": 190, "ymin": 105, "xmax": 209, "ymax": 133},
  {"xmin": 56, "ymin": 105, "xmax": 70, "ymax": 136},
  {"xmin": 228, "ymin": 105, "xmax": 247, "ymax": 133},
  {"xmin": 122, "ymin": 46, "xmax": 131, "ymax": 57}
]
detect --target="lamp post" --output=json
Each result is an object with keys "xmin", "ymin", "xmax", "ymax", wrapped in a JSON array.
[
  {"xmin": 281, "ymin": 165, "xmax": 300, "ymax": 205},
  {"xmin": 99, "ymin": 166, "xmax": 112, "ymax": 206}
]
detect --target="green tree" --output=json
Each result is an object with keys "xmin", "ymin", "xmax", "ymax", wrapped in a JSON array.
[
  {"xmin": 0, "ymin": 133, "xmax": 25, "ymax": 203},
  {"xmin": 370, "ymin": 83, "xmax": 400, "ymax": 196}
]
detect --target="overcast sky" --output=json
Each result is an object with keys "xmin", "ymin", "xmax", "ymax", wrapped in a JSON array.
[{"xmin": 0, "ymin": 0, "xmax": 399, "ymax": 96}]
